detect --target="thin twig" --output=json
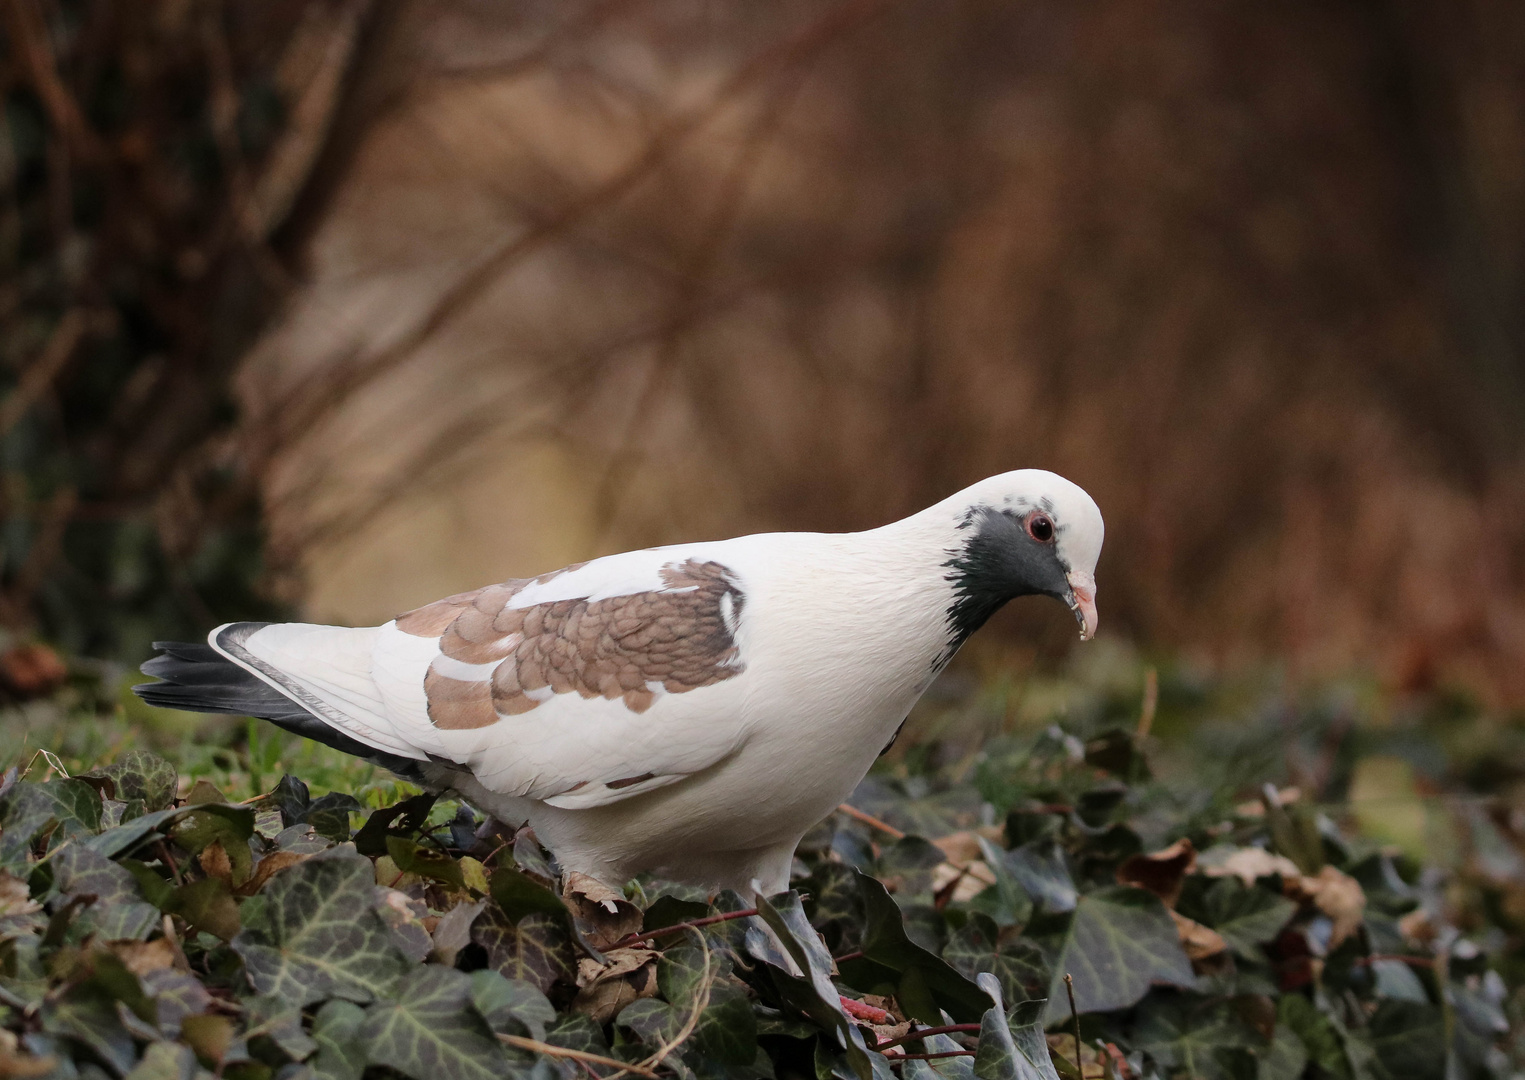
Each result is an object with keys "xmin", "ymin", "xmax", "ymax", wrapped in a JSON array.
[
  {"xmin": 837, "ymin": 804, "xmax": 906, "ymax": 840},
  {"xmin": 1137, "ymin": 667, "xmax": 1158, "ymax": 739},
  {"xmin": 606, "ymin": 908, "xmax": 759, "ymax": 951},
  {"xmin": 496, "ymin": 1036, "xmax": 658, "ymax": 1079},
  {"xmin": 884, "ymin": 1050, "xmax": 976, "ymax": 1061},
  {"xmin": 0, "ymin": 309, "xmax": 89, "ymax": 438},
  {"xmin": 1065, "ymin": 973, "xmax": 1082, "ymax": 1072}
]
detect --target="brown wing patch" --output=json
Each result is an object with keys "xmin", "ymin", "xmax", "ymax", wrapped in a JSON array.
[{"xmin": 412, "ymin": 558, "xmax": 745, "ymax": 728}]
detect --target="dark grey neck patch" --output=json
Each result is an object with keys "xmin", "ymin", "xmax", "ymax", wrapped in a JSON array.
[{"xmin": 937, "ymin": 506, "xmax": 1071, "ymax": 666}]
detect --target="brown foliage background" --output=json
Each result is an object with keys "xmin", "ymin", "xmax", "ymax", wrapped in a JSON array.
[{"xmin": 4, "ymin": 0, "xmax": 1525, "ymax": 699}]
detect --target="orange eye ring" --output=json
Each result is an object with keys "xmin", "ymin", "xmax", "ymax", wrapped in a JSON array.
[{"xmin": 1026, "ymin": 513, "xmax": 1055, "ymax": 543}]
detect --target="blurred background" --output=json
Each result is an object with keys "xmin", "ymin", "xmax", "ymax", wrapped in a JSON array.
[{"xmin": 1, "ymin": 0, "xmax": 1523, "ymax": 708}]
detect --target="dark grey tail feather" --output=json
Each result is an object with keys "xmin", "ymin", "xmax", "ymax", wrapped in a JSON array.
[{"xmin": 134, "ymin": 627, "xmax": 427, "ymax": 784}]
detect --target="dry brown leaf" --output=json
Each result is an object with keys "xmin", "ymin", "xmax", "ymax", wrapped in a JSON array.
[
  {"xmin": 238, "ymin": 850, "xmax": 310, "ymax": 896},
  {"xmin": 0, "ymin": 1050, "xmax": 59, "ymax": 1079},
  {"xmin": 199, "ymin": 841, "xmax": 233, "ymax": 882},
  {"xmin": 108, "ymin": 938, "xmax": 176, "ymax": 977},
  {"xmin": 1117, "ymin": 839, "xmax": 1197, "ymax": 907},
  {"xmin": 1288, "ymin": 865, "xmax": 1366, "ymax": 948},
  {"xmin": 1201, "ymin": 847, "xmax": 1304, "ymax": 887},
  {"xmin": 1398, "ymin": 908, "xmax": 1436, "ymax": 946},
  {"xmin": 1171, "ymin": 910, "xmax": 1228, "ymax": 960},
  {"xmin": 563, "ymin": 871, "xmax": 643, "ymax": 950},
  {"xmin": 571, "ymin": 946, "xmax": 658, "ymax": 1023},
  {"xmin": 1045, "ymin": 1034, "xmax": 1107, "ymax": 1079},
  {"xmin": 0, "ymin": 872, "xmax": 39, "ymax": 919},
  {"xmin": 931, "ymin": 859, "xmax": 997, "ymax": 903},
  {"xmin": 1234, "ymin": 787, "xmax": 1303, "ymax": 817}
]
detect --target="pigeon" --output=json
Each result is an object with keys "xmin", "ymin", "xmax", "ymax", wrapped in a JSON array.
[{"xmin": 135, "ymin": 469, "xmax": 1102, "ymax": 894}]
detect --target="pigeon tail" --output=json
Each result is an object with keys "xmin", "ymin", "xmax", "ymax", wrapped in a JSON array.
[{"xmin": 134, "ymin": 630, "xmax": 428, "ymax": 783}]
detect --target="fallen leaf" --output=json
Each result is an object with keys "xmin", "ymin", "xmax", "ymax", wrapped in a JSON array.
[
  {"xmin": 1117, "ymin": 839, "xmax": 1197, "ymax": 907},
  {"xmin": 108, "ymin": 938, "xmax": 176, "ymax": 977},
  {"xmin": 1398, "ymin": 908, "xmax": 1435, "ymax": 946},
  {"xmin": 1170, "ymin": 910, "xmax": 1228, "ymax": 961},
  {"xmin": 1286, "ymin": 865, "xmax": 1365, "ymax": 948},
  {"xmin": 238, "ymin": 850, "xmax": 310, "ymax": 896},
  {"xmin": 930, "ymin": 859, "xmax": 997, "ymax": 903},
  {"xmin": 571, "ymin": 946, "xmax": 658, "ymax": 1023},
  {"xmin": 199, "ymin": 841, "xmax": 233, "ymax": 882},
  {"xmin": 1234, "ymin": 787, "xmax": 1302, "ymax": 817},
  {"xmin": 1201, "ymin": 847, "xmax": 1304, "ymax": 887},
  {"xmin": 563, "ymin": 871, "xmax": 642, "ymax": 950},
  {"xmin": 0, "ymin": 872, "xmax": 40, "ymax": 918}
]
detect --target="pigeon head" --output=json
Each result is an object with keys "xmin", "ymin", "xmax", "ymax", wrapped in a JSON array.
[{"xmin": 936, "ymin": 470, "xmax": 1104, "ymax": 649}]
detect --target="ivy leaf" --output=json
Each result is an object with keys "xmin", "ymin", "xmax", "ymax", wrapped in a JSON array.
[
  {"xmin": 969, "ymin": 838, "xmax": 1034, "ymax": 928},
  {"xmin": 311, "ymin": 1000, "xmax": 368, "ymax": 1080},
  {"xmin": 489, "ymin": 868, "xmax": 571, "ymax": 927},
  {"xmin": 1367, "ymin": 1000, "xmax": 1444, "ymax": 1080},
  {"xmin": 246, "ymin": 994, "xmax": 319, "ymax": 1062},
  {"xmin": 50, "ymin": 844, "xmax": 160, "ymax": 941},
  {"xmin": 1197, "ymin": 877, "xmax": 1297, "ymax": 961},
  {"xmin": 1259, "ymin": 1025, "xmax": 1310, "ymax": 1080},
  {"xmin": 750, "ymin": 890, "xmax": 874, "ymax": 1080},
  {"xmin": 353, "ymin": 793, "xmax": 438, "ymax": 856},
  {"xmin": 232, "ymin": 853, "xmax": 408, "ymax": 1006},
  {"xmin": 838, "ymin": 871, "xmax": 990, "ymax": 1024},
  {"xmin": 360, "ymin": 966, "xmax": 510, "ymax": 1080},
  {"xmin": 41, "ymin": 779, "xmax": 102, "ymax": 838},
  {"xmin": 142, "ymin": 968, "xmax": 213, "ymax": 1037},
  {"xmin": 97, "ymin": 751, "xmax": 178, "ymax": 812},
  {"xmin": 1132, "ymin": 995, "xmax": 1260, "ymax": 1080},
  {"xmin": 971, "ymin": 975, "xmax": 1058, "ymax": 1080},
  {"xmin": 943, "ymin": 913, "xmax": 1049, "ymax": 1005},
  {"xmin": 805, "ymin": 862, "xmax": 865, "ymax": 955},
  {"xmin": 167, "ymin": 875, "xmax": 241, "ymax": 940},
  {"xmin": 387, "ymin": 836, "xmax": 465, "ymax": 892},
  {"xmin": 304, "ymin": 794, "xmax": 361, "ymax": 843},
  {"xmin": 471, "ymin": 906, "xmax": 577, "ymax": 994},
  {"xmin": 125, "ymin": 1040, "xmax": 199, "ymax": 1080},
  {"xmin": 0, "ymin": 783, "xmax": 58, "ymax": 870},
  {"xmin": 469, "ymin": 970, "xmax": 556, "ymax": 1040},
  {"xmin": 877, "ymin": 838, "xmax": 946, "ymax": 901},
  {"xmin": 1277, "ymin": 993, "xmax": 1351, "ymax": 1080},
  {"xmin": 40, "ymin": 989, "xmax": 138, "ymax": 1076},
  {"xmin": 169, "ymin": 805, "xmax": 255, "ymax": 886},
  {"xmin": 1041, "ymin": 886, "xmax": 1194, "ymax": 1024},
  {"xmin": 1002, "ymin": 841, "xmax": 1075, "ymax": 914}
]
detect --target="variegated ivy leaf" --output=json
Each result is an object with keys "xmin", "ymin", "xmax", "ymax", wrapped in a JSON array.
[
  {"xmin": 470, "ymin": 906, "xmax": 576, "ymax": 995},
  {"xmin": 231, "ymin": 852, "xmax": 408, "ymax": 1006},
  {"xmin": 359, "ymin": 966, "xmax": 514, "ymax": 1080},
  {"xmin": 1040, "ymin": 886, "xmax": 1194, "ymax": 1024}
]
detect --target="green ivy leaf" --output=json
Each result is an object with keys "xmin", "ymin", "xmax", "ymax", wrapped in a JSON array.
[
  {"xmin": 750, "ymin": 890, "xmax": 874, "ymax": 1080},
  {"xmin": 1132, "ymin": 995, "xmax": 1260, "ymax": 1080},
  {"xmin": 1259, "ymin": 1025, "xmax": 1310, "ymax": 1080},
  {"xmin": 303, "ymin": 794, "xmax": 361, "ymax": 844},
  {"xmin": 1278, "ymin": 993, "xmax": 1351, "ymax": 1080},
  {"xmin": 167, "ymin": 876, "xmax": 241, "ymax": 941},
  {"xmin": 469, "ymin": 969, "xmax": 556, "ymax": 1040},
  {"xmin": 1197, "ymin": 877, "xmax": 1297, "ymax": 961},
  {"xmin": 50, "ymin": 844, "xmax": 160, "ymax": 941},
  {"xmin": 352, "ymin": 793, "xmax": 438, "ymax": 856},
  {"xmin": 971, "ymin": 976, "xmax": 1058, "ymax": 1080},
  {"xmin": 169, "ymin": 805, "xmax": 255, "ymax": 885},
  {"xmin": 245, "ymin": 994, "xmax": 319, "ymax": 1062},
  {"xmin": 41, "ymin": 989, "xmax": 138, "ymax": 1076},
  {"xmin": 942, "ymin": 913, "xmax": 1049, "ymax": 1005},
  {"xmin": 1002, "ymin": 841, "xmax": 1075, "ymax": 914},
  {"xmin": 1041, "ymin": 886, "xmax": 1194, "ymax": 1024},
  {"xmin": 41, "ymin": 779, "xmax": 102, "ymax": 838},
  {"xmin": 839, "ymin": 871, "xmax": 991, "ymax": 1024},
  {"xmin": 232, "ymin": 853, "xmax": 408, "ymax": 1006},
  {"xmin": 806, "ymin": 863, "xmax": 865, "ymax": 955},
  {"xmin": 360, "ymin": 966, "xmax": 510, "ymax": 1080},
  {"xmin": 0, "ymin": 783, "xmax": 58, "ymax": 870},
  {"xmin": 125, "ymin": 1039, "xmax": 199, "ymax": 1080},
  {"xmin": 310, "ymin": 1000, "xmax": 368, "ymax": 1080},
  {"xmin": 489, "ymin": 868, "xmax": 570, "ymax": 927},
  {"xmin": 98, "ymin": 751, "xmax": 178, "ymax": 812},
  {"xmin": 1367, "ymin": 1000, "xmax": 1444, "ymax": 1080},
  {"xmin": 142, "ymin": 968, "xmax": 213, "ymax": 1037},
  {"xmin": 386, "ymin": 836, "xmax": 464, "ymax": 891},
  {"xmin": 471, "ymin": 906, "xmax": 577, "ymax": 994},
  {"xmin": 877, "ymin": 838, "xmax": 946, "ymax": 901}
]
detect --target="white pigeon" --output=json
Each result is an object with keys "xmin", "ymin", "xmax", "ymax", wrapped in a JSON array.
[{"xmin": 136, "ymin": 470, "xmax": 1102, "ymax": 894}]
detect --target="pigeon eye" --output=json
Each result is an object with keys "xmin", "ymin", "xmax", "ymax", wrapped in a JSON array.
[{"xmin": 1026, "ymin": 513, "xmax": 1054, "ymax": 543}]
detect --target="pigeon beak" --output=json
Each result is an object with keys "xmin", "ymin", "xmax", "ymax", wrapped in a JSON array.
[{"xmin": 1065, "ymin": 572, "xmax": 1098, "ymax": 641}]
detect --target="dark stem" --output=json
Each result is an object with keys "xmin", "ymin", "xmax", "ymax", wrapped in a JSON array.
[
  {"xmin": 607, "ymin": 907, "xmax": 760, "ymax": 951},
  {"xmin": 1065, "ymin": 973, "xmax": 1081, "ymax": 1071}
]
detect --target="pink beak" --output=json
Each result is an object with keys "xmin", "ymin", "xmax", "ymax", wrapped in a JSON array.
[{"xmin": 1066, "ymin": 572, "xmax": 1098, "ymax": 641}]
